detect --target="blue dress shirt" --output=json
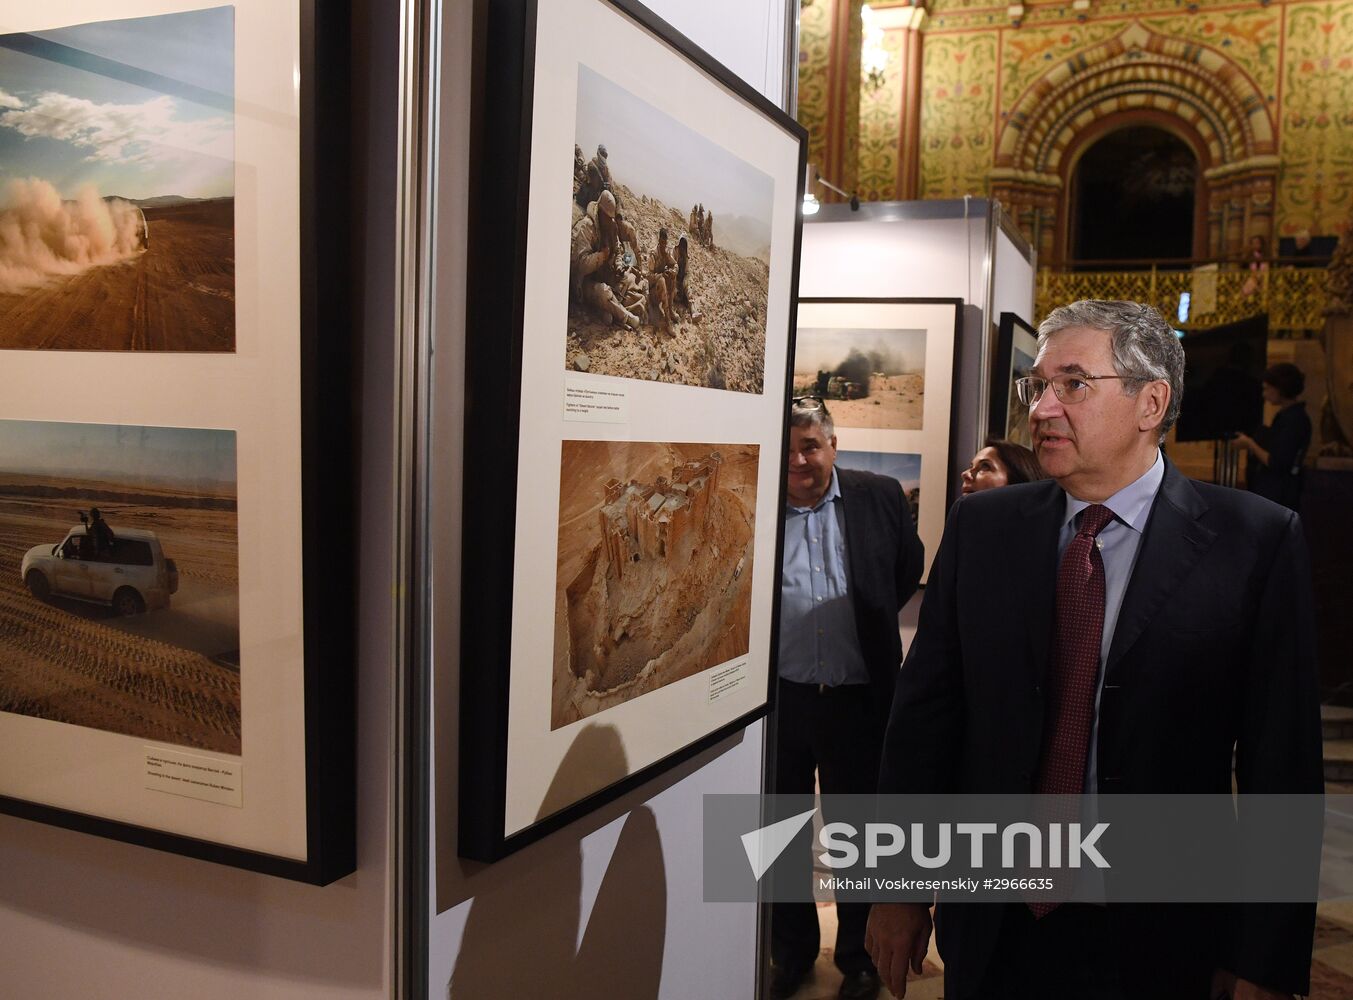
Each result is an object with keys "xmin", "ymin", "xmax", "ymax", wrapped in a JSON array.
[{"xmin": 778, "ymin": 468, "xmax": 870, "ymax": 686}]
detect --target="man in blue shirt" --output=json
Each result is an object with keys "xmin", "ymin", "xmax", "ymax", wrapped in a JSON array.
[{"xmin": 771, "ymin": 397, "xmax": 924, "ymax": 1000}]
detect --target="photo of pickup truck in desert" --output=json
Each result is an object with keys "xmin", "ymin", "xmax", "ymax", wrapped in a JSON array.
[{"xmin": 0, "ymin": 419, "xmax": 240, "ymax": 754}]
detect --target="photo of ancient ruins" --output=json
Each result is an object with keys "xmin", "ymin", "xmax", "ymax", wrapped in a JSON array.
[
  {"xmin": 552, "ymin": 441, "xmax": 759, "ymax": 728},
  {"xmin": 0, "ymin": 8, "xmax": 234, "ymax": 351},
  {"xmin": 837, "ymin": 449, "xmax": 921, "ymax": 527},
  {"xmin": 0, "ymin": 419, "xmax": 241, "ymax": 753},
  {"xmin": 566, "ymin": 65, "xmax": 774, "ymax": 393},
  {"xmin": 793, "ymin": 326, "xmax": 927, "ymax": 430}
]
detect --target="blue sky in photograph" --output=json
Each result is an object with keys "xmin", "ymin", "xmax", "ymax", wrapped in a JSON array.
[
  {"xmin": 837, "ymin": 450, "xmax": 922, "ymax": 494},
  {"xmin": 0, "ymin": 7, "xmax": 233, "ymax": 201},
  {"xmin": 574, "ymin": 63, "xmax": 771, "ymax": 226},
  {"xmin": 795, "ymin": 327, "xmax": 927, "ymax": 375},
  {"xmin": 0, "ymin": 419, "xmax": 237, "ymax": 489}
]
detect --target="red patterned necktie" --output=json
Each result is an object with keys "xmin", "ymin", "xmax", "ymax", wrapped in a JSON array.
[{"xmin": 1029, "ymin": 502, "xmax": 1115, "ymax": 918}]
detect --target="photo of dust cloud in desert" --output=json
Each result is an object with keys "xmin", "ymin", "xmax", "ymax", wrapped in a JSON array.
[
  {"xmin": 0, "ymin": 8, "xmax": 235, "ymax": 351},
  {"xmin": 552, "ymin": 441, "xmax": 759, "ymax": 728},
  {"xmin": 567, "ymin": 65, "xmax": 774, "ymax": 393},
  {"xmin": 793, "ymin": 327, "xmax": 927, "ymax": 431},
  {"xmin": 0, "ymin": 419, "xmax": 241, "ymax": 754}
]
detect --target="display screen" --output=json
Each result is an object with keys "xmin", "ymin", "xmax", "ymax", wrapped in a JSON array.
[{"xmin": 1174, "ymin": 313, "xmax": 1268, "ymax": 442}]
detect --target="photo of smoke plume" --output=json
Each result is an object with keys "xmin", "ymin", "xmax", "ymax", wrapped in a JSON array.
[
  {"xmin": 566, "ymin": 65, "xmax": 773, "ymax": 393},
  {"xmin": 0, "ymin": 8, "xmax": 234, "ymax": 352},
  {"xmin": 836, "ymin": 449, "xmax": 921, "ymax": 527},
  {"xmin": 793, "ymin": 327, "xmax": 927, "ymax": 430},
  {"xmin": 552, "ymin": 440, "xmax": 759, "ymax": 728}
]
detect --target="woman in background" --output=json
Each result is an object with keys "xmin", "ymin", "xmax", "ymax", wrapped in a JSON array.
[
  {"xmin": 1234, "ymin": 362, "xmax": 1311, "ymax": 512},
  {"xmin": 959, "ymin": 438, "xmax": 1047, "ymax": 495}
]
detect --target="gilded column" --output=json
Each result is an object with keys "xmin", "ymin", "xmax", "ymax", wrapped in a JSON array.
[
  {"xmin": 894, "ymin": 6, "xmax": 927, "ymax": 201},
  {"xmin": 826, "ymin": 0, "xmax": 865, "ymax": 199},
  {"xmin": 797, "ymin": 0, "xmax": 864, "ymax": 202}
]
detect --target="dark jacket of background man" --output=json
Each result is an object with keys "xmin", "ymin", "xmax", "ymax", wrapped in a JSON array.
[{"xmin": 822, "ymin": 467, "xmax": 927, "ymax": 726}]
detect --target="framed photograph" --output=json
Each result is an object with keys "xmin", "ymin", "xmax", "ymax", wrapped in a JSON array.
[
  {"xmin": 991, "ymin": 312, "xmax": 1039, "ymax": 448},
  {"xmin": 0, "ymin": 1, "xmax": 354, "ymax": 884},
  {"xmin": 458, "ymin": 0, "xmax": 806, "ymax": 861},
  {"xmin": 794, "ymin": 298, "xmax": 961, "ymax": 581}
]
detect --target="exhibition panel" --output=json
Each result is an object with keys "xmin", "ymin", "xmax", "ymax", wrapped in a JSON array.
[
  {"xmin": 0, "ymin": 0, "xmax": 355, "ymax": 883},
  {"xmin": 456, "ymin": 0, "xmax": 807, "ymax": 862}
]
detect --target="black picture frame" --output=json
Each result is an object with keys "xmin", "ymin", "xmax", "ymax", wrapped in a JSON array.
[
  {"xmin": 794, "ymin": 297, "xmax": 963, "ymax": 583},
  {"xmin": 458, "ymin": 0, "xmax": 807, "ymax": 862},
  {"xmin": 991, "ymin": 311, "xmax": 1038, "ymax": 447},
  {"xmin": 0, "ymin": 0, "xmax": 354, "ymax": 885}
]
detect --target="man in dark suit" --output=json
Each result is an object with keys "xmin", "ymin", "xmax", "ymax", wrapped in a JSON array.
[
  {"xmin": 865, "ymin": 300, "xmax": 1322, "ymax": 1000},
  {"xmin": 771, "ymin": 396, "xmax": 925, "ymax": 1000}
]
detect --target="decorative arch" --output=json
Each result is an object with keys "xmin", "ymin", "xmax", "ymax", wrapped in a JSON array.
[
  {"xmin": 989, "ymin": 21, "xmax": 1279, "ymax": 265},
  {"xmin": 1061, "ymin": 111, "xmax": 1211, "ymax": 261}
]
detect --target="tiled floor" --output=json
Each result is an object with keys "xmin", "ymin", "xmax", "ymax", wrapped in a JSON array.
[{"xmin": 784, "ymin": 902, "xmax": 1353, "ymax": 999}]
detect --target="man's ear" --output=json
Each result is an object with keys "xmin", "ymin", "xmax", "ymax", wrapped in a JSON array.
[{"xmin": 1138, "ymin": 380, "xmax": 1170, "ymax": 432}]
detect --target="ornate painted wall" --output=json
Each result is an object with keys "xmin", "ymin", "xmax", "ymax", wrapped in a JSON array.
[{"xmin": 801, "ymin": 0, "xmax": 1353, "ymax": 252}]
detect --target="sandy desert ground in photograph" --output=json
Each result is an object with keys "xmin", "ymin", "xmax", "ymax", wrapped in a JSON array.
[
  {"xmin": 0, "ymin": 473, "xmax": 241, "ymax": 753},
  {"xmin": 551, "ymin": 441, "xmax": 758, "ymax": 728},
  {"xmin": 0, "ymin": 198, "xmax": 234, "ymax": 352},
  {"xmin": 793, "ymin": 371, "xmax": 925, "ymax": 430}
]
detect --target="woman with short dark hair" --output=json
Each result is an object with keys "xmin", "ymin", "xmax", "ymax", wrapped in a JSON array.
[{"xmin": 1234, "ymin": 362, "xmax": 1311, "ymax": 511}]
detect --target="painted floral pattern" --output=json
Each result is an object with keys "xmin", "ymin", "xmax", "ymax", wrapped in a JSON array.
[
  {"xmin": 858, "ymin": 27, "xmax": 908, "ymax": 201},
  {"xmin": 1279, "ymin": 1, "xmax": 1353, "ymax": 234},
  {"xmin": 920, "ymin": 32, "xmax": 997, "ymax": 197}
]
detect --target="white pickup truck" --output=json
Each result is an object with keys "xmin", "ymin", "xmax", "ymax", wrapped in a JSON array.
[{"xmin": 21, "ymin": 525, "xmax": 179, "ymax": 616}]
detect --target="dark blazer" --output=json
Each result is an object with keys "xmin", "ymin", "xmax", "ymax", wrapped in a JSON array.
[
  {"xmin": 879, "ymin": 458, "xmax": 1323, "ymax": 997},
  {"xmin": 835, "ymin": 467, "xmax": 925, "ymax": 730}
]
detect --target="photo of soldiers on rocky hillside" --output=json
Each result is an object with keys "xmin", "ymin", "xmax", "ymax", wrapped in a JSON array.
[{"xmin": 567, "ymin": 65, "xmax": 774, "ymax": 394}]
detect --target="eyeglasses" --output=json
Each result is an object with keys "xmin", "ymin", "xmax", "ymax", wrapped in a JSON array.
[
  {"xmin": 1015, "ymin": 373, "xmax": 1147, "ymax": 406},
  {"xmin": 791, "ymin": 395, "xmax": 827, "ymax": 411}
]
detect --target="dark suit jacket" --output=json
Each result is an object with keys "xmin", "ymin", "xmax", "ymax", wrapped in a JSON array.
[
  {"xmin": 879, "ymin": 458, "xmax": 1323, "ymax": 997},
  {"xmin": 834, "ymin": 467, "xmax": 925, "ymax": 731}
]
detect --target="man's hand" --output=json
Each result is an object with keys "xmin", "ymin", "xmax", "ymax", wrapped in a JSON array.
[
  {"xmin": 1210, "ymin": 968, "xmax": 1295, "ymax": 1000},
  {"xmin": 864, "ymin": 902, "xmax": 931, "ymax": 998}
]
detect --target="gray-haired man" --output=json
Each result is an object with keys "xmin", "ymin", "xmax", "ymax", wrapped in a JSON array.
[
  {"xmin": 772, "ymin": 397, "xmax": 924, "ymax": 1000},
  {"xmin": 867, "ymin": 301, "xmax": 1322, "ymax": 1000}
]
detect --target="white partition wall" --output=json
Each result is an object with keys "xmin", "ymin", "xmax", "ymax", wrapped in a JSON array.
[
  {"xmin": 421, "ymin": 2, "xmax": 794, "ymax": 998},
  {"xmin": 800, "ymin": 199, "xmax": 1035, "ymax": 502}
]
